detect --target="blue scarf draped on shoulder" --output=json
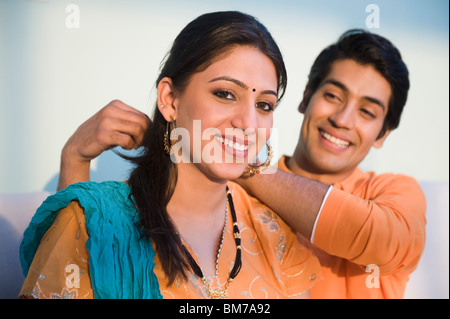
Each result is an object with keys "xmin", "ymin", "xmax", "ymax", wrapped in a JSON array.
[{"xmin": 19, "ymin": 181, "xmax": 162, "ymax": 299}]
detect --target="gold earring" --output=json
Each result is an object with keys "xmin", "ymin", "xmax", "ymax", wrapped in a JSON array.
[
  {"xmin": 164, "ymin": 117, "xmax": 177, "ymax": 154},
  {"xmin": 245, "ymin": 143, "xmax": 273, "ymax": 176}
]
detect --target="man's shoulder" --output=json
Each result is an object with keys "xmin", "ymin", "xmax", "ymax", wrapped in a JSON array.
[
  {"xmin": 359, "ymin": 168, "xmax": 421, "ymax": 187},
  {"xmin": 345, "ymin": 168, "xmax": 424, "ymax": 198}
]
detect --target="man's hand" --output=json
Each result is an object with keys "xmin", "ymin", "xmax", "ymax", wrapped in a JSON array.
[{"xmin": 57, "ymin": 100, "xmax": 151, "ymax": 190}]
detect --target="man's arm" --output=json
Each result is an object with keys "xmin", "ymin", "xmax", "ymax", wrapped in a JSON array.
[
  {"xmin": 313, "ymin": 174, "xmax": 426, "ymax": 274},
  {"xmin": 236, "ymin": 170, "xmax": 330, "ymax": 240},
  {"xmin": 57, "ymin": 100, "xmax": 150, "ymax": 190},
  {"xmin": 238, "ymin": 170, "xmax": 427, "ymax": 274}
]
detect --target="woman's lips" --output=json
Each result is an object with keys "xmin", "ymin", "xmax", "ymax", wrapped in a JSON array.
[{"xmin": 214, "ymin": 134, "xmax": 254, "ymax": 158}]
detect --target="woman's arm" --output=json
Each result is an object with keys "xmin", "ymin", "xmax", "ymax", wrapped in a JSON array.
[{"xmin": 58, "ymin": 100, "xmax": 150, "ymax": 190}]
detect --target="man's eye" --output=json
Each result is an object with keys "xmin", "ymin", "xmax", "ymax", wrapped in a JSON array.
[
  {"xmin": 361, "ymin": 109, "xmax": 376, "ymax": 119},
  {"xmin": 324, "ymin": 92, "xmax": 341, "ymax": 102},
  {"xmin": 213, "ymin": 90, "xmax": 235, "ymax": 100}
]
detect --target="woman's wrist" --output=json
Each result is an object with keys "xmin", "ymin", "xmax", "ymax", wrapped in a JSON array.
[{"xmin": 57, "ymin": 145, "xmax": 92, "ymax": 191}]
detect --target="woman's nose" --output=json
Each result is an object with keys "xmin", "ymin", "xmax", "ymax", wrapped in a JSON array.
[{"xmin": 230, "ymin": 100, "xmax": 258, "ymax": 134}]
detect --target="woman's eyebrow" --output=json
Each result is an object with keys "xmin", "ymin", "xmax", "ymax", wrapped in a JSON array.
[
  {"xmin": 209, "ymin": 76, "xmax": 249, "ymax": 89},
  {"xmin": 209, "ymin": 76, "xmax": 278, "ymax": 97}
]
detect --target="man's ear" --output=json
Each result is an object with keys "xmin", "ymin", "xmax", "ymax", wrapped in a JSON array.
[
  {"xmin": 157, "ymin": 77, "xmax": 178, "ymax": 121},
  {"xmin": 373, "ymin": 128, "xmax": 392, "ymax": 149},
  {"xmin": 298, "ymin": 87, "xmax": 312, "ymax": 114}
]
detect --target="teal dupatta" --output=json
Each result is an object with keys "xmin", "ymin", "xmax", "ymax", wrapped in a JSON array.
[{"xmin": 19, "ymin": 181, "xmax": 162, "ymax": 299}]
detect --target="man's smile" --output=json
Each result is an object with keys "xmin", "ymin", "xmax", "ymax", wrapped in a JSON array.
[{"xmin": 319, "ymin": 129, "xmax": 351, "ymax": 149}]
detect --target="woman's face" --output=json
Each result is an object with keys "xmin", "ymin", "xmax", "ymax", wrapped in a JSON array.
[{"xmin": 165, "ymin": 45, "xmax": 278, "ymax": 182}]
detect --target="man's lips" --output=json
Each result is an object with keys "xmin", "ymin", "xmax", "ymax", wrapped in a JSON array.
[{"xmin": 319, "ymin": 129, "xmax": 351, "ymax": 148}]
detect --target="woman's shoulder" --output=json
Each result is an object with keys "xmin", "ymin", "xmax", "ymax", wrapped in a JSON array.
[
  {"xmin": 20, "ymin": 181, "xmax": 136, "ymax": 277},
  {"xmin": 226, "ymin": 181, "xmax": 302, "ymax": 256},
  {"xmin": 226, "ymin": 181, "xmax": 258, "ymax": 207},
  {"xmin": 226, "ymin": 180, "xmax": 284, "ymax": 225},
  {"xmin": 226, "ymin": 181, "xmax": 322, "ymax": 296},
  {"xmin": 19, "ymin": 200, "xmax": 93, "ymax": 299},
  {"xmin": 52, "ymin": 181, "xmax": 137, "ymax": 220},
  {"xmin": 20, "ymin": 181, "xmax": 162, "ymax": 299},
  {"xmin": 58, "ymin": 180, "xmax": 132, "ymax": 203}
]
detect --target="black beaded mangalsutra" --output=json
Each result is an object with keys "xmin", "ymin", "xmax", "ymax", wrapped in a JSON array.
[{"xmin": 184, "ymin": 186, "xmax": 242, "ymax": 299}]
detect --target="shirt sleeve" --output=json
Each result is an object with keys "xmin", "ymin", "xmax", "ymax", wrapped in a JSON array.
[
  {"xmin": 313, "ymin": 174, "xmax": 427, "ymax": 275},
  {"xmin": 310, "ymin": 185, "xmax": 333, "ymax": 244},
  {"xmin": 19, "ymin": 201, "xmax": 94, "ymax": 299}
]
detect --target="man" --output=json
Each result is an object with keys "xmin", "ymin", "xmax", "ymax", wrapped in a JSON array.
[{"xmin": 57, "ymin": 30, "xmax": 426, "ymax": 298}]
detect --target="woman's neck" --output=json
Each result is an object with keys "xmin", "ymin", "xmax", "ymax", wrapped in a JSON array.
[
  {"xmin": 167, "ymin": 162, "xmax": 229, "ymax": 276},
  {"xmin": 167, "ymin": 162, "xmax": 228, "ymax": 221}
]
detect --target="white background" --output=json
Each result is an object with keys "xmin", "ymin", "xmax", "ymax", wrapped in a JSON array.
[
  {"xmin": 0, "ymin": 0, "xmax": 448, "ymax": 193},
  {"xmin": 0, "ymin": 0, "xmax": 448, "ymax": 299}
]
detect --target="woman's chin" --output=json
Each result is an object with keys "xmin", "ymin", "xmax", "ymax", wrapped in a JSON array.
[{"xmin": 201, "ymin": 162, "xmax": 249, "ymax": 183}]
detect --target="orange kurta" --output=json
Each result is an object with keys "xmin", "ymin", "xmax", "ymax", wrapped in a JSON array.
[
  {"xmin": 278, "ymin": 156, "xmax": 427, "ymax": 299},
  {"xmin": 20, "ymin": 182, "xmax": 321, "ymax": 299}
]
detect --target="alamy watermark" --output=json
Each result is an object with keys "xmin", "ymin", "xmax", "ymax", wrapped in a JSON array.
[
  {"xmin": 365, "ymin": 4, "xmax": 381, "ymax": 29},
  {"xmin": 365, "ymin": 264, "xmax": 380, "ymax": 288},
  {"xmin": 65, "ymin": 4, "xmax": 80, "ymax": 29},
  {"xmin": 166, "ymin": 121, "xmax": 278, "ymax": 174},
  {"xmin": 64, "ymin": 4, "xmax": 381, "ymax": 30},
  {"xmin": 65, "ymin": 263, "xmax": 80, "ymax": 289}
]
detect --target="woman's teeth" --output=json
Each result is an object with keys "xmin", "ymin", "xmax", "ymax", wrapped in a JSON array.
[{"xmin": 214, "ymin": 136, "xmax": 249, "ymax": 151}]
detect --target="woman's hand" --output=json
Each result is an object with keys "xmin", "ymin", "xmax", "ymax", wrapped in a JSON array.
[{"xmin": 57, "ymin": 100, "xmax": 151, "ymax": 190}]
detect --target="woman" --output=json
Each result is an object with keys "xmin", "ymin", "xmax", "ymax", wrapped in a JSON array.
[{"xmin": 19, "ymin": 11, "xmax": 321, "ymax": 299}]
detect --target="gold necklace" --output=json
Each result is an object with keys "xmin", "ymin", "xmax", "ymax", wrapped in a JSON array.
[
  {"xmin": 202, "ymin": 203, "xmax": 228, "ymax": 298},
  {"xmin": 183, "ymin": 186, "xmax": 242, "ymax": 299}
]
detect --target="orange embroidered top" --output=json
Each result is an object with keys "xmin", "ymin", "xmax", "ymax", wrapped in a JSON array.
[
  {"xmin": 19, "ymin": 182, "xmax": 321, "ymax": 299},
  {"xmin": 278, "ymin": 156, "xmax": 427, "ymax": 299}
]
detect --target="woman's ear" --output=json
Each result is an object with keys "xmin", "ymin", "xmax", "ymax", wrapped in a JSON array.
[{"xmin": 157, "ymin": 77, "xmax": 178, "ymax": 121}]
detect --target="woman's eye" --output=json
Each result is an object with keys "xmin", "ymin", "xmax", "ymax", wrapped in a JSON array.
[
  {"xmin": 213, "ymin": 90, "xmax": 235, "ymax": 100},
  {"xmin": 256, "ymin": 101, "xmax": 274, "ymax": 112}
]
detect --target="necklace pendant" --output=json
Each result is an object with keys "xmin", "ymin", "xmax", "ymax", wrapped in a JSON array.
[{"xmin": 208, "ymin": 287, "xmax": 228, "ymax": 299}]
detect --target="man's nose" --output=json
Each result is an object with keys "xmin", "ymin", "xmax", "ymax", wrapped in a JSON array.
[{"xmin": 328, "ymin": 102, "xmax": 356, "ymax": 129}]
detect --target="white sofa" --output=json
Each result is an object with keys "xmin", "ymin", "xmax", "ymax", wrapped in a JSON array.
[
  {"xmin": 0, "ymin": 191, "xmax": 51, "ymax": 298},
  {"xmin": 0, "ymin": 182, "xmax": 448, "ymax": 299}
]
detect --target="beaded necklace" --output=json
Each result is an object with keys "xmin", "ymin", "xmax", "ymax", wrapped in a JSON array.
[{"xmin": 183, "ymin": 186, "xmax": 242, "ymax": 299}]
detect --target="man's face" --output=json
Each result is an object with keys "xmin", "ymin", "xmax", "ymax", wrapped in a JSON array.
[{"xmin": 296, "ymin": 59, "xmax": 392, "ymax": 181}]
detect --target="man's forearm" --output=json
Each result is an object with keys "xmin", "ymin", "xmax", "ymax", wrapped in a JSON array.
[{"xmin": 237, "ymin": 169, "xmax": 330, "ymax": 240}]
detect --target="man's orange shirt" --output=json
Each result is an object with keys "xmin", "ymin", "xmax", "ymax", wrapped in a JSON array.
[{"xmin": 278, "ymin": 156, "xmax": 426, "ymax": 299}]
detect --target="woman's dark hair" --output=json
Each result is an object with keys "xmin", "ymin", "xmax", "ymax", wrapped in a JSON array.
[
  {"xmin": 300, "ymin": 29, "xmax": 409, "ymax": 138},
  {"xmin": 126, "ymin": 11, "xmax": 287, "ymax": 285}
]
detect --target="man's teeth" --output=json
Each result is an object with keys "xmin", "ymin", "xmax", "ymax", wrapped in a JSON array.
[
  {"xmin": 321, "ymin": 131, "xmax": 350, "ymax": 147},
  {"xmin": 214, "ymin": 136, "xmax": 249, "ymax": 151}
]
